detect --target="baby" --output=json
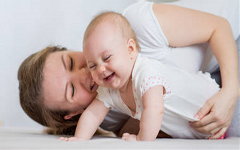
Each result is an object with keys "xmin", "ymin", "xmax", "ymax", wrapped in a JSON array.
[{"xmin": 59, "ymin": 12, "xmax": 220, "ymax": 141}]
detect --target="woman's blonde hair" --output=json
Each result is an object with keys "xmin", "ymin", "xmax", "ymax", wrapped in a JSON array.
[{"xmin": 18, "ymin": 46, "xmax": 80, "ymax": 135}]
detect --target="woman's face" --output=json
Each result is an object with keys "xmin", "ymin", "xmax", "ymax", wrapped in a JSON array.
[{"xmin": 42, "ymin": 51, "xmax": 98, "ymax": 113}]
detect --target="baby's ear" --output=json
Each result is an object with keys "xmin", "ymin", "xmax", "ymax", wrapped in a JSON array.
[
  {"xmin": 127, "ymin": 39, "xmax": 137, "ymax": 53},
  {"xmin": 64, "ymin": 109, "xmax": 84, "ymax": 120}
]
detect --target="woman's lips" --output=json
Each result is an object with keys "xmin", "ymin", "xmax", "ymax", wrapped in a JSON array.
[
  {"xmin": 90, "ymin": 81, "xmax": 96, "ymax": 91},
  {"xmin": 89, "ymin": 77, "xmax": 98, "ymax": 92},
  {"xmin": 90, "ymin": 78, "xmax": 95, "ymax": 91}
]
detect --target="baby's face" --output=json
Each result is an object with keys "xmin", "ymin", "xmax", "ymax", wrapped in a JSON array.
[{"xmin": 83, "ymin": 22, "xmax": 136, "ymax": 90}]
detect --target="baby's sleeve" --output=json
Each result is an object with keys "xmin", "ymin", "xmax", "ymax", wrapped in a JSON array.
[
  {"xmin": 96, "ymin": 87, "xmax": 112, "ymax": 108},
  {"xmin": 139, "ymin": 74, "xmax": 171, "ymax": 98}
]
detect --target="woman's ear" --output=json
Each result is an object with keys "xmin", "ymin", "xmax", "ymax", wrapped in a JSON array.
[{"xmin": 64, "ymin": 109, "xmax": 84, "ymax": 120}]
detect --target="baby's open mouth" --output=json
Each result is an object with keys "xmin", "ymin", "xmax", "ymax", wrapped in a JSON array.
[{"xmin": 104, "ymin": 72, "xmax": 115, "ymax": 81}]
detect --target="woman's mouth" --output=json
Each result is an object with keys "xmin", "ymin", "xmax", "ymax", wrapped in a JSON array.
[
  {"xmin": 104, "ymin": 72, "xmax": 115, "ymax": 82},
  {"xmin": 90, "ymin": 79, "xmax": 96, "ymax": 91}
]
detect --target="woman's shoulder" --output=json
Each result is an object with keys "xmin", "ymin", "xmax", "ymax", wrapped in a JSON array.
[
  {"xmin": 122, "ymin": 1, "xmax": 153, "ymax": 30},
  {"xmin": 122, "ymin": 1, "xmax": 153, "ymax": 16},
  {"xmin": 122, "ymin": 1, "xmax": 169, "ymax": 51}
]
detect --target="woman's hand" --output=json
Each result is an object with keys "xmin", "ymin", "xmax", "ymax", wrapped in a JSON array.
[
  {"xmin": 190, "ymin": 87, "xmax": 239, "ymax": 139},
  {"xmin": 121, "ymin": 133, "xmax": 137, "ymax": 141}
]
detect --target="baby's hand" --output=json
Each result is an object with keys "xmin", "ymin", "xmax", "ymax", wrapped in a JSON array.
[
  {"xmin": 58, "ymin": 136, "xmax": 85, "ymax": 141},
  {"xmin": 121, "ymin": 133, "xmax": 137, "ymax": 141}
]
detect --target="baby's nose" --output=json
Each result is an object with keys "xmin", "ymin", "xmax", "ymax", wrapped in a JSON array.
[{"xmin": 99, "ymin": 65, "xmax": 106, "ymax": 74}]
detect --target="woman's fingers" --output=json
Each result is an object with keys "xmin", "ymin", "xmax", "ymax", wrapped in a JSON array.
[
  {"xmin": 209, "ymin": 128, "xmax": 227, "ymax": 139},
  {"xmin": 190, "ymin": 112, "xmax": 214, "ymax": 128},
  {"xmin": 191, "ymin": 89, "xmax": 237, "ymax": 136},
  {"xmin": 194, "ymin": 98, "xmax": 215, "ymax": 120},
  {"xmin": 190, "ymin": 110, "xmax": 224, "ymax": 135}
]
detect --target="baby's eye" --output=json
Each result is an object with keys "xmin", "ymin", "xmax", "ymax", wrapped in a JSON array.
[{"xmin": 103, "ymin": 55, "xmax": 111, "ymax": 61}]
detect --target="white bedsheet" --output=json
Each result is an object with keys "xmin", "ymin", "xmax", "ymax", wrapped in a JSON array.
[{"xmin": 0, "ymin": 127, "xmax": 239, "ymax": 150}]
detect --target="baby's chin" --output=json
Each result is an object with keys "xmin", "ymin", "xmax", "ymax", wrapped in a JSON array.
[
  {"xmin": 98, "ymin": 79, "xmax": 122, "ymax": 90},
  {"xmin": 105, "ymin": 84, "xmax": 122, "ymax": 90}
]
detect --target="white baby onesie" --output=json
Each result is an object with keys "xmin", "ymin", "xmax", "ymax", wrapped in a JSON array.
[{"xmin": 97, "ymin": 54, "xmax": 220, "ymax": 139}]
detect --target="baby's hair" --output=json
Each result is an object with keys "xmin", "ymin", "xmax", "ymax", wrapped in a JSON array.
[
  {"xmin": 18, "ymin": 46, "xmax": 80, "ymax": 135},
  {"xmin": 83, "ymin": 11, "xmax": 140, "ymax": 51}
]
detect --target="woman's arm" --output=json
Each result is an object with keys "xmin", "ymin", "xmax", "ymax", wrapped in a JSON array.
[
  {"xmin": 153, "ymin": 4, "xmax": 239, "ymax": 138},
  {"xmin": 60, "ymin": 99, "xmax": 110, "ymax": 141},
  {"xmin": 122, "ymin": 86, "xmax": 164, "ymax": 141}
]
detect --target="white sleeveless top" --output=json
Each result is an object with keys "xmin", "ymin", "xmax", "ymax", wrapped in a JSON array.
[{"xmin": 122, "ymin": 1, "xmax": 216, "ymax": 73}]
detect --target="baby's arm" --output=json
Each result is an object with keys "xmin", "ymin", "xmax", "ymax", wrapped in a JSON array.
[
  {"xmin": 122, "ymin": 86, "xmax": 164, "ymax": 141},
  {"xmin": 60, "ymin": 99, "xmax": 110, "ymax": 141}
]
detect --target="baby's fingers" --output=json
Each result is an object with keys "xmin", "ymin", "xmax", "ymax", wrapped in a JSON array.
[
  {"xmin": 58, "ymin": 137, "xmax": 69, "ymax": 141},
  {"xmin": 122, "ymin": 133, "xmax": 130, "ymax": 140},
  {"xmin": 58, "ymin": 137, "xmax": 79, "ymax": 141},
  {"xmin": 122, "ymin": 133, "xmax": 137, "ymax": 141},
  {"xmin": 66, "ymin": 137, "xmax": 79, "ymax": 141}
]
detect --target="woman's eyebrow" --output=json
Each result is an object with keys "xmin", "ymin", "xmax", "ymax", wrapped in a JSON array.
[
  {"xmin": 61, "ymin": 54, "xmax": 68, "ymax": 101},
  {"xmin": 61, "ymin": 54, "xmax": 66, "ymax": 69}
]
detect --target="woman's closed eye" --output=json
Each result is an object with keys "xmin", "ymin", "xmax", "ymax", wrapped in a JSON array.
[
  {"xmin": 69, "ymin": 56, "xmax": 74, "ymax": 70},
  {"xmin": 71, "ymin": 82, "xmax": 75, "ymax": 97},
  {"xmin": 68, "ymin": 56, "xmax": 75, "ymax": 97}
]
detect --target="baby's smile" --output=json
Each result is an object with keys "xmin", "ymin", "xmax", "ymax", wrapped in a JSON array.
[{"xmin": 103, "ymin": 72, "xmax": 115, "ymax": 82}]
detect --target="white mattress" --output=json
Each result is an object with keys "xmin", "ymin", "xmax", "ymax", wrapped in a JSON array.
[{"xmin": 0, "ymin": 127, "xmax": 239, "ymax": 149}]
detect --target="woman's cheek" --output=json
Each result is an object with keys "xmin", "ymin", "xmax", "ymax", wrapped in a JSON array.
[{"xmin": 91, "ymin": 73, "xmax": 99, "ymax": 84}]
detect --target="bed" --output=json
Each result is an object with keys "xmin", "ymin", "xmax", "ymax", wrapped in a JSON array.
[{"xmin": 0, "ymin": 127, "xmax": 239, "ymax": 149}]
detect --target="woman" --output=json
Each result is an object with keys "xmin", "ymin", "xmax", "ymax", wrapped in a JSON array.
[{"xmin": 18, "ymin": 1, "xmax": 239, "ymax": 138}]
